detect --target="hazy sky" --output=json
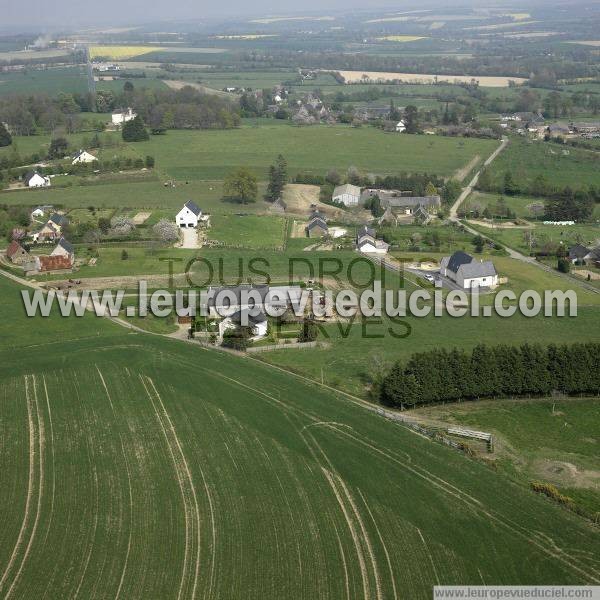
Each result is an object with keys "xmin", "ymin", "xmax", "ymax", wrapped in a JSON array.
[
  {"xmin": 2, "ymin": 0, "xmax": 377, "ymax": 29},
  {"xmin": 1, "ymin": 0, "xmax": 494, "ymax": 30}
]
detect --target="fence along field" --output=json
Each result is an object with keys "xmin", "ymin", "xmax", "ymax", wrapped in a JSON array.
[{"xmin": 0, "ymin": 274, "xmax": 599, "ymax": 598}]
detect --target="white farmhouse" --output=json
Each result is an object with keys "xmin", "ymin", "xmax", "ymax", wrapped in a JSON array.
[
  {"xmin": 332, "ymin": 184, "xmax": 361, "ymax": 207},
  {"xmin": 111, "ymin": 108, "xmax": 137, "ymax": 126},
  {"xmin": 395, "ymin": 120, "xmax": 406, "ymax": 133},
  {"xmin": 176, "ymin": 201, "xmax": 203, "ymax": 228},
  {"xmin": 440, "ymin": 251, "xmax": 498, "ymax": 289},
  {"xmin": 24, "ymin": 171, "xmax": 50, "ymax": 188},
  {"xmin": 219, "ymin": 309, "xmax": 268, "ymax": 339},
  {"xmin": 72, "ymin": 149, "xmax": 97, "ymax": 165}
]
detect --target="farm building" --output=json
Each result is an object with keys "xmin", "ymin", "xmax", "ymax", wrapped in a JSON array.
[
  {"xmin": 332, "ymin": 184, "xmax": 361, "ymax": 207},
  {"xmin": 306, "ymin": 211, "xmax": 328, "ymax": 237},
  {"xmin": 219, "ymin": 309, "xmax": 268, "ymax": 339},
  {"xmin": 440, "ymin": 251, "xmax": 498, "ymax": 289},
  {"xmin": 24, "ymin": 171, "xmax": 50, "ymax": 188},
  {"xmin": 362, "ymin": 189, "xmax": 441, "ymax": 215},
  {"xmin": 111, "ymin": 108, "xmax": 136, "ymax": 126},
  {"xmin": 36, "ymin": 255, "xmax": 73, "ymax": 272},
  {"xmin": 176, "ymin": 201, "xmax": 204, "ymax": 228},
  {"xmin": 569, "ymin": 244, "xmax": 590, "ymax": 264},
  {"xmin": 51, "ymin": 238, "xmax": 75, "ymax": 266},
  {"xmin": 72, "ymin": 150, "xmax": 97, "ymax": 164},
  {"xmin": 5, "ymin": 241, "xmax": 31, "ymax": 265}
]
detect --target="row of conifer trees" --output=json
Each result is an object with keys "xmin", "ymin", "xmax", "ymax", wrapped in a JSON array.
[{"xmin": 380, "ymin": 343, "xmax": 600, "ymax": 409}]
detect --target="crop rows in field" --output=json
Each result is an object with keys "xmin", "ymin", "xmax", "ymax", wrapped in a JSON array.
[{"xmin": 1, "ymin": 334, "xmax": 599, "ymax": 599}]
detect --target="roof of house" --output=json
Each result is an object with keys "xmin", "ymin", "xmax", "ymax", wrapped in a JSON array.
[
  {"xmin": 358, "ymin": 238, "xmax": 389, "ymax": 251},
  {"xmin": 33, "ymin": 204, "xmax": 53, "ymax": 213},
  {"xmin": 444, "ymin": 251, "xmax": 474, "ymax": 273},
  {"xmin": 357, "ymin": 225, "xmax": 376, "ymax": 239},
  {"xmin": 6, "ymin": 240, "xmax": 26, "ymax": 258},
  {"xmin": 307, "ymin": 218, "xmax": 328, "ymax": 231},
  {"xmin": 382, "ymin": 195, "xmax": 441, "ymax": 209},
  {"xmin": 37, "ymin": 255, "xmax": 72, "ymax": 272},
  {"xmin": 24, "ymin": 171, "xmax": 43, "ymax": 184},
  {"xmin": 49, "ymin": 213, "xmax": 68, "ymax": 227},
  {"xmin": 585, "ymin": 246, "xmax": 600, "ymax": 261},
  {"xmin": 56, "ymin": 237, "xmax": 74, "ymax": 255},
  {"xmin": 73, "ymin": 149, "xmax": 96, "ymax": 159},
  {"xmin": 183, "ymin": 200, "xmax": 202, "ymax": 216},
  {"xmin": 208, "ymin": 284, "xmax": 270, "ymax": 309},
  {"xmin": 413, "ymin": 205, "xmax": 432, "ymax": 222},
  {"xmin": 442, "ymin": 251, "xmax": 497, "ymax": 279},
  {"xmin": 569, "ymin": 244, "xmax": 590, "ymax": 259},
  {"xmin": 228, "ymin": 309, "xmax": 267, "ymax": 327},
  {"xmin": 333, "ymin": 184, "xmax": 361, "ymax": 198}
]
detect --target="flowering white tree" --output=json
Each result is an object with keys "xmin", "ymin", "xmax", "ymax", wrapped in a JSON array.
[
  {"xmin": 110, "ymin": 216, "xmax": 136, "ymax": 237},
  {"xmin": 153, "ymin": 219, "xmax": 180, "ymax": 242}
]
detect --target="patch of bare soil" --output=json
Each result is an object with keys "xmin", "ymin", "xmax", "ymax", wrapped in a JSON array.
[
  {"xmin": 132, "ymin": 211, "xmax": 151, "ymax": 225},
  {"xmin": 533, "ymin": 460, "xmax": 600, "ymax": 490},
  {"xmin": 282, "ymin": 184, "xmax": 344, "ymax": 217},
  {"xmin": 467, "ymin": 219, "xmax": 534, "ymax": 229}
]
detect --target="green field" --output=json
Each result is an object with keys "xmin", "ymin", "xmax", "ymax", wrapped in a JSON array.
[
  {"xmin": 469, "ymin": 221, "xmax": 600, "ymax": 256},
  {"xmin": 414, "ymin": 397, "xmax": 600, "ymax": 515},
  {"xmin": 464, "ymin": 191, "xmax": 546, "ymax": 219},
  {"xmin": 0, "ymin": 66, "xmax": 88, "ymax": 96},
  {"xmin": 207, "ymin": 214, "xmax": 287, "ymax": 249},
  {"xmin": 485, "ymin": 138, "xmax": 600, "ymax": 190},
  {"xmin": 1, "ymin": 273, "xmax": 599, "ymax": 598},
  {"xmin": 132, "ymin": 124, "xmax": 498, "ymax": 181}
]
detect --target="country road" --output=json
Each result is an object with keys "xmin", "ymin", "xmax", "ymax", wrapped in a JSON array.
[{"xmin": 447, "ymin": 136, "xmax": 600, "ymax": 295}]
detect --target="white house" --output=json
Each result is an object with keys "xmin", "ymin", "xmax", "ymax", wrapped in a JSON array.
[
  {"xmin": 111, "ymin": 108, "xmax": 136, "ymax": 126},
  {"xmin": 332, "ymin": 184, "xmax": 361, "ymax": 207},
  {"xmin": 31, "ymin": 205, "xmax": 53, "ymax": 219},
  {"xmin": 357, "ymin": 238, "xmax": 389, "ymax": 254},
  {"xmin": 72, "ymin": 150, "xmax": 97, "ymax": 165},
  {"xmin": 24, "ymin": 171, "xmax": 50, "ymax": 188},
  {"xmin": 176, "ymin": 201, "xmax": 203, "ymax": 228},
  {"xmin": 219, "ymin": 309, "xmax": 268, "ymax": 339},
  {"xmin": 395, "ymin": 120, "xmax": 406, "ymax": 133},
  {"xmin": 51, "ymin": 237, "xmax": 75, "ymax": 266},
  {"xmin": 356, "ymin": 225, "xmax": 388, "ymax": 254},
  {"xmin": 440, "ymin": 251, "xmax": 498, "ymax": 289}
]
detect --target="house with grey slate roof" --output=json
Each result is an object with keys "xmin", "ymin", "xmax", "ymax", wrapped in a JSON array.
[{"xmin": 440, "ymin": 251, "xmax": 498, "ymax": 289}]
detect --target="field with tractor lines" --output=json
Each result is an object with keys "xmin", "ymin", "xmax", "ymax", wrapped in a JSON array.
[{"xmin": 0, "ymin": 275, "xmax": 599, "ymax": 598}]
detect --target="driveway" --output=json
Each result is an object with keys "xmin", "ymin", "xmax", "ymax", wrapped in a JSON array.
[{"xmin": 180, "ymin": 227, "xmax": 200, "ymax": 249}]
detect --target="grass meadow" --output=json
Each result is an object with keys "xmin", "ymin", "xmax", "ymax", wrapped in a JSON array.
[
  {"xmin": 485, "ymin": 138, "xmax": 600, "ymax": 190},
  {"xmin": 0, "ymin": 66, "xmax": 89, "ymax": 96},
  {"xmin": 0, "ymin": 273, "xmax": 599, "ymax": 598},
  {"xmin": 414, "ymin": 397, "xmax": 600, "ymax": 515},
  {"xmin": 132, "ymin": 124, "xmax": 498, "ymax": 181}
]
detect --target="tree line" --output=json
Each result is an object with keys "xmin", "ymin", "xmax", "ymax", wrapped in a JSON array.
[
  {"xmin": 380, "ymin": 343, "xmax": 600, "ymax": 409},
  {"xmin": 477, "ymin": 169, "xmax": 599, "ymax": 221}
]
